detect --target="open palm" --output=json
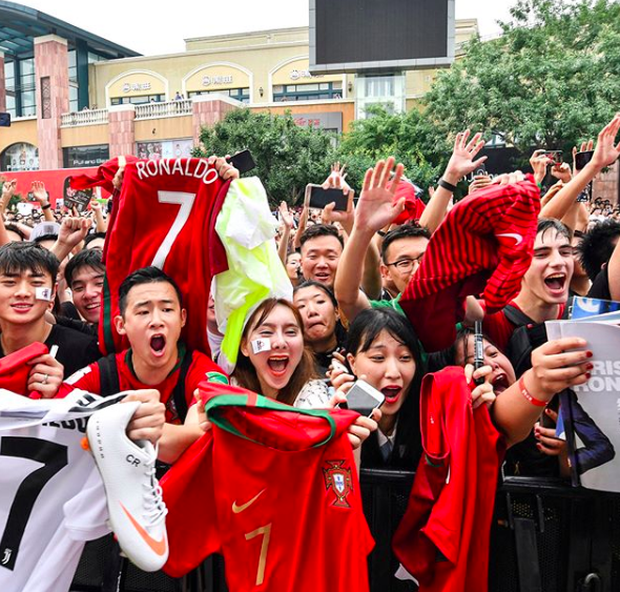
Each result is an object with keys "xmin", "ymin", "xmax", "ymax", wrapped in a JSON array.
[
  {"xmin": 592, "ymin": 113, "xmax": 620, "ymax": 169},
  {"xmin": 355, "ymin": 157, "xmax": 405, "ymax": 233}
]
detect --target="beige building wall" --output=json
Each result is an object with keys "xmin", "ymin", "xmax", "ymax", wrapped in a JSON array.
[
  {"xmin": 0, "ymin": 118, "xmax": 38, "ymax": 153},
  {"xmin": 61, "ymin": 124, "xmax": 109, "ymax": 147},
  {"xmin": 134, "ymin": 116, "xmax": 193, "ymax": 142}
]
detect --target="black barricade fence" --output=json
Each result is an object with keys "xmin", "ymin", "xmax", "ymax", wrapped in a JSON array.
[{"xmin": 71, "ymin": 471, "xmax": 620, "ymax": 592}]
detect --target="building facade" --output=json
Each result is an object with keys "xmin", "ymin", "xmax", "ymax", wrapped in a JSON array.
[{"xmin": 0, "ymin": 13, "xmax": 478, "ymax": 173}]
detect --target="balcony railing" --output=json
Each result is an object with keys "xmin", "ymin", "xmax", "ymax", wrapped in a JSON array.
[
  {"xmin": 134, "ymin": 99, "xmax": 192, "ymax": 120},
  {"xmin": 61, "ymin": 109, "xmax": 109, "ymax": 127}
]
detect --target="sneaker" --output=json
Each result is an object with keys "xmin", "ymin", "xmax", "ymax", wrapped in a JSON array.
[{"xmin": 87, "ymin": 400, "xmax": 169, "ymax": 572}]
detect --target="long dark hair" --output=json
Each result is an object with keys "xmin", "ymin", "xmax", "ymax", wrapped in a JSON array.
[
  {"xmin": 232, "ymin": 298, "xmax": 318, "ymax": 406},
  {"xmin": 346, "ymin": 308, "xmax": 425, "ymax": 469}
]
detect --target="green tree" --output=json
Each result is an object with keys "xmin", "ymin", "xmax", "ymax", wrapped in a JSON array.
[
  {"xmin": 425, "ymin": 0, "xmax": 620, "ymax": 157},
  {"xmin": 336, "ymin": 105, "xmax": 450, "ymax": 199},
  {"xmin": 195, "ymin": 108, "xmax": 336, "ymax": 205}
]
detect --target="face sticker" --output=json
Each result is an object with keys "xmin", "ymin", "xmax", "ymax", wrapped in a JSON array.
[
  {"xmin": 251, "ymin": 338, "xmax": 272, "ymax": 355},
  {"xmin": 35, "ymin": 287, "xmax": 52, "ymax": 301}
]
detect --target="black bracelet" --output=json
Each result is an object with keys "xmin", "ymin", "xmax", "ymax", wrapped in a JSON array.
[
  {"xmin": 41, "ymin": 203, "xmax": 51, "ymax": 210},
  {"xmin": 438, "ymin": 178, "xmax": 457, "ymax": 193}
]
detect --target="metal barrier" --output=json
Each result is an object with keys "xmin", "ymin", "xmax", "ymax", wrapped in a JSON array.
[{"xmin": 71, "ymin": 471, "xmax": 620, "ymax": 592}]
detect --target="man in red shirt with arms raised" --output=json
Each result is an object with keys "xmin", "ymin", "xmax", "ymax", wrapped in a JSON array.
[{"xmin": 58, "ymin": 266, "xmax": 227, "ymax": 463}]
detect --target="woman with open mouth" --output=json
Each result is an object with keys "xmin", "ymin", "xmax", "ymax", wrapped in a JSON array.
[
  {"xmin": 231, "ymin": 297, "xmax": 379, "ymax": 452},
  {"xmin": 332, "ymin": 307, "xmax": 427, "ymax": 469}
]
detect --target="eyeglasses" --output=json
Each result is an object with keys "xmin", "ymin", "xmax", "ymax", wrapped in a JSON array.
[{"xmin": 385, "ymin": 253, "xmax": 424, "ymax": 272}]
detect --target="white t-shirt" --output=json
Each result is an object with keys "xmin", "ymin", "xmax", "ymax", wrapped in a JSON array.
[{"xmin": 0, "ymin": 390, "xmax": 121, "ymax": 592}]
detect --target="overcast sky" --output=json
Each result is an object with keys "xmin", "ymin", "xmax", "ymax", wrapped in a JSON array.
[{"xmin": 16, "ymin": 0, "xmax": 516, "ymax": 56}]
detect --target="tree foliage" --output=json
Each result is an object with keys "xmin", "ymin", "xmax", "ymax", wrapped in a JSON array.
[
  {"xmin": 425, "ymin": 0, "xmax": 620, "ymax": 155},
  {"xmin": 335, "ymin": 105, "xmax": 449, "ymax": 198},
  {"xmin": 195, "ymin": 109, "xmax": 336, "ymax": 205}
]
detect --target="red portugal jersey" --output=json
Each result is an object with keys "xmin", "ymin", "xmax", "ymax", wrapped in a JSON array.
[
  {"xmin": 98, "ymin": 158, "xmax": 230, "ymax": 355},
  {"xmin": 399, "ymin": 177, "xmax": 540, "ymax": 352},
  {"xmin": 393, "ymin": 367, "xmax": 505, "ymax": 592},
  {"xmin": 162, "ymin": 382, "xmax": 374, "ymax": 591}
]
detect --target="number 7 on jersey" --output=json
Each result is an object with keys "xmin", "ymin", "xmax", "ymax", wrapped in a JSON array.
[{"xmin": 151, "ymin": 191, "xmax": 197, "ymax": 270}]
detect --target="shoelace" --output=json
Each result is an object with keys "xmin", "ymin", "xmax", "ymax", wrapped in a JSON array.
[{"xmin": 142, "ymin": 463, "xmax": 168, "ymax": 525}]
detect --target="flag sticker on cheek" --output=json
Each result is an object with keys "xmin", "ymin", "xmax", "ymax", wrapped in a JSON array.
[
  {"xmin": 35, "ymin": 287, "xmax": 52, "ymax": 301},
  {"xmin": 251, "ymin": 338, "xmax": 272, "ymax": 355}
]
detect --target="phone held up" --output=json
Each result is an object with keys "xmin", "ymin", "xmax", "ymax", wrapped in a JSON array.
[
  {"xmin": 544, "ymin": 150, "xmax": 563, "ymax": 166},
  {"xmin": 344, "ymin": 379, "xmax": 385, "ymax": 417},
  {"xmin": 226, "ymin": 149, "xmax": 256, "ymax": 174},
  {"xmin": 575, "ymin": 150, "xmax": 594, "ymax": 171},
  {"xmin": 305, "ymin": 184, "xmax": 350, "ymax": 211}
]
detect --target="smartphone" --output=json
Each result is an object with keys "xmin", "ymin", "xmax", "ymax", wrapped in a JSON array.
[
  {"xmin": 473, "ymin": 321, "xmax": 485, "ymax": 386},
  {"xmin": 544, "ymin": 150, "xmax": 563, "ymax": 165},
  {"xmin": 345, "ymin": 379, "xmax": 385, "ymax": 417},
  {"xmin": 306, "ymin": 184, "xmax": 349, "ymax": 211},
  {"xmin": 227, "ymin": 149, "xmax": 256, "ymax": 174},
  {"xmin": 575, "ymin": 150, "xmax": 594, "ymax": 171}
]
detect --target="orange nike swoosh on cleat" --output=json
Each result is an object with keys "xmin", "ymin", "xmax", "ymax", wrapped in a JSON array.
[
  {"xmin": 232, "ymin": 488, "xmax": 266, "ymax": 514},
  {"xmin": 120, "ymin": 502, "xmax": 168, "ymax": 556}
]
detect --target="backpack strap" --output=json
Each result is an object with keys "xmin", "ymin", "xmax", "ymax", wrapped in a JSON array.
[
  {"xmin": 503, "ymin": 304, "xmax": 534, "ymax": 327},
  {"xmin": 171, "ymin": 349, "xmax": 193, "ymax": 423},
  {"xmin": 97, "ymin": 354, "xmax": 121, "ymax": 398}
]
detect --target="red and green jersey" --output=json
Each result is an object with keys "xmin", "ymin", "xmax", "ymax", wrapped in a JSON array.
[{"xmin": 162, "ymin": 382, "xmax": 374, "ymax": 591}]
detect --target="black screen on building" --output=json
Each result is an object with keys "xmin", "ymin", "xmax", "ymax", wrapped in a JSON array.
[{"xmin": 313, "ymin": 0, "xmax": 450, "ymax": 68}]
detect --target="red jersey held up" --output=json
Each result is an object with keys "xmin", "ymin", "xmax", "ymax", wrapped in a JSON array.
[
  {"xmin": 393, "ymin": 367, "xmax": 506, "ymax": 592},
  {"xmin": 399, "ymin": 177, "xmax": 540, "ymax": 352},
  {"xmin": 95, "ymin": 158, "xmax": 230, "ymax": 355},
  {"xmin": 162, "ymin": 382, "xmax": 374, "ymax": 591}
]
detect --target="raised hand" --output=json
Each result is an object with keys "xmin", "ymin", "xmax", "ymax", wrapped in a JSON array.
[
  {"xmin": 550, "ymin": 162, "xmax": 572, "ymax": 183},
  {"xmin": 468, "ymin": 174, "xmax": 493, "ymax": 195},
  {"xmin": 530, "ymin": 149, "xmax": 552, "ymax": 185},
  {"xmin": 278, "ymin": 201, "xmax": 294, "ymax": 229},
  {"xmin": 1, "ymin": 178, "xmax": 17, "ymax": 202},
  {"xmin": 591, "ymin": 113, "xmax": 620, "ymax": 170},
  {"xmin": 58, "ymin": 217, "xmax": 92, "ymax": 250},
  {"xmin": 30, "ymin": 181, "xmax": 49, "ymax": 205},
  {"xmin": 444, "ymin": 130, "xmax": 487, "ymax": 184},
  {"xmin": 354, "ymin": 157, "xmax": 405, "ymax": 233},
  {"xmin": 208, "ymin": 154, "xmax": 239, "ymax": 181}
]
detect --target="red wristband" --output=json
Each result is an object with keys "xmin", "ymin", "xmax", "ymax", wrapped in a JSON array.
[{"xmin": 518, "ymin": 375, "xmax": 547, "ymax": 407}]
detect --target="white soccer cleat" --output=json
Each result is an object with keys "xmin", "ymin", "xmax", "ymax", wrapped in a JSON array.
[{"xmin": 87, "ymin": 400, "xmax": 169, "ymax": 572}]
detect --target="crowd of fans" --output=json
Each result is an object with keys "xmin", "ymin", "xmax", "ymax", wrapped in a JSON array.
[{"xmin": 1, "ymin": 113, "xmax": 619, "ymax": 585}]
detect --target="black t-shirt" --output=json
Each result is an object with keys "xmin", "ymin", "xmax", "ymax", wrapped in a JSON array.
[
  {"xmin": 0, "ymin": 324, "xmax": 101, "ymax": 378},
  {"xmin": 59, "ymin": 301, "xmax": 81, "ymax": 320},
  {"xmin": 54, "ymin": 315, "xmax": 98, "ymax": 337},
  {"xmin": 46, "ymin": 324, "xmax": 101, "ymax": 377},
  {"xmin": 588, "ymin": 267, "xmax": 611, "ymax": 300}
]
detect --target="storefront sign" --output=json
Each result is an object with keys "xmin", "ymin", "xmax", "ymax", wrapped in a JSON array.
[
  {"xmin": 122, "ymin": 82, "xmax": 152, "ymax": 93},
  {"xmin": 202, "ymin": 75, "xmax": 234, "ymax": 87},
  {"xmin": 292, "ymin": 112, "xmax": 343, "ymax": 133},
  {"xmin": 136, "ymin": 139, "xmax": 194, "ymax": 160},
  {"xmin": 290, "ymin": 69, "xmax": 323, "ymax": 81}
]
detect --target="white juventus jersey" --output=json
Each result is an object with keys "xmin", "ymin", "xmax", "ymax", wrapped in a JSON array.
[{"xmin": 0, "ymin": 390, "xmax": 124, "ymax": 592}]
